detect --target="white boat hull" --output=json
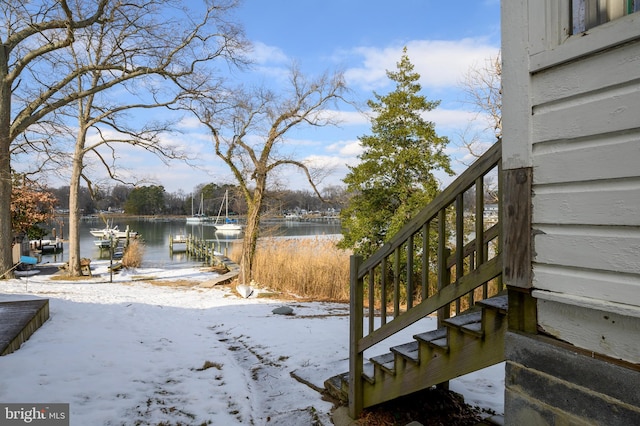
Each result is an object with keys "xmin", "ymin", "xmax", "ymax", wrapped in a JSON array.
[
  {"xmin": 215, "ymin": 224, "xmax": 243, "ymax": 232},
  {"xmin": 89, "ymin": 225, "xmax": 138, "ymax": 239}
]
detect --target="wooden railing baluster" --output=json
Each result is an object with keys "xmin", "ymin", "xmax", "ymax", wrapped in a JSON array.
[
  {"xmin": 393, "ymin": 247, "xmax": 400, "ymax": 318},
  {"xmin": 380, "ymin": 258, "xmax": 387, "ymax": 326},
  {"xmin": 348, "ymin": 140, "xmax": 502, "ymax": 418},
  {"xmin": 407, "ymin": 234, "xmax": 414, "ymax": 309},
  {"xmin": 368, "ymin": 271, "xmax": 375, "ymax": 334},
  {"xmin": 422, "ymin": 222, "xmax": 430, "ymax": 301}
]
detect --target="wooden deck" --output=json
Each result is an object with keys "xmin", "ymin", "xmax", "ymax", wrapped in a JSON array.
[
  {"xmin": 0, "ymin": 299, "xmax": 50, "ymax": 356},
  {"xmin": 200, "ymin": 254, "xmax": 241, "ymax": 287}
]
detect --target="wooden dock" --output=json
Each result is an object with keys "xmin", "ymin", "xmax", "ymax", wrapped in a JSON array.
[
  {"xmin": 169, "ymin": 234, "xmax": 233, "ymax": 265},
  {"xmin": 0, "ymin": 299, "xmax": 50, "ymax": 356},
  {"xmin": 200, "ymin": 254, "xmax": 241, "ymax": 287},
  {"xmin": 29, "ymin": 238, "xmax": 64, "ymax": 253},
  {"xmin": 169, "ymin": 234, "xmax": 241, "ymax": 286}
]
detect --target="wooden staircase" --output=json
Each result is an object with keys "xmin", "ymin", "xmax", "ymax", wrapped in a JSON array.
[
  {"xmin": 325, "ymin": 294, "xmax": 507, "ymax": 407},
  {"xmin": 325, "ymin": 141, "xmax": 504, "ymax": 418}
]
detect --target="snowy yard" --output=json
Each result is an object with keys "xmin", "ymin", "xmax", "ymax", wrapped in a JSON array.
[{"xmin": 0, "ymin": 262, "xmax": 504, "ymax": 425}]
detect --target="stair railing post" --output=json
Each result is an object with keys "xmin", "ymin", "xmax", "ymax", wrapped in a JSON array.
[
  {"xmin": 349, "ymin": 254, "xmax": 364, "ymax": 419},
  {"xmin": 437, "ymin": 208, "xmax": 451, "ymax": 328}
]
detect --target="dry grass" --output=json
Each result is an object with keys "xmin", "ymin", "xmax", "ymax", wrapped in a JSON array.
[
  {"xmin": 122, "ymin": 239, "xmax": 144, "ymax": 268},
  {"xmin": 230, "ymin": 237, "xmax": 351, "ymax": 302},
  {"xmin": 50, "ymin": 274, "xmax": 89, "ymax": 281}
]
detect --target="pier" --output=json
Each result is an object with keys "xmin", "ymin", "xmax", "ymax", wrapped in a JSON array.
[
  {"xmin": 29, "ymin": 239, "xmax": 63, "ymax": 253},
  {"xmin": 169, "ymin": 234, "xmax": 235, "ymax": 269}
]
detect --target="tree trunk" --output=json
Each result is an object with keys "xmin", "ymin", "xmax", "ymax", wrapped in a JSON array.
[
  {"xmin": 67, "ymin": 130, "xmax": 88, "ymax": 277},
  {"xmin": 0, "ymin": 62, "xmax": 13, "ymax": 278},
  {"xmin": 67, "ymin": 170, "xmax": 82, "ymax": 277},
  {"xmin": 239, "ymin": 180, "xmax": 265, "ymax": 284}
]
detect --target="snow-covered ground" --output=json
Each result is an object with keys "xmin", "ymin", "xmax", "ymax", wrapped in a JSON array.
[{"xmin": 0, "ymin": 261, "xmax": 504, "ymax": 425}]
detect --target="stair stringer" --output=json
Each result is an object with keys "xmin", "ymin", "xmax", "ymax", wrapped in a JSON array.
[{"xmin": 361, "ymin": 297, "xmax": 508, "ymax": 408}]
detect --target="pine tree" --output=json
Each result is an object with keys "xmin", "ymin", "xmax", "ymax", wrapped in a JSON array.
[{"xmin": 339, "ymin": 47, "xmax": 453, "ymax": 257}]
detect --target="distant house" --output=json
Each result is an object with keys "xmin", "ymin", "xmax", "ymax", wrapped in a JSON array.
[
  {"xmin": 502, "ymin": 0, "xmax": 640, "ymax": 424},
  {"xmin": 483, "ymin": 203, "xmax": 499, "ymax": 222}
]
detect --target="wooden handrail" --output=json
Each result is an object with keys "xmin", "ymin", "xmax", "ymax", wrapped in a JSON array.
[
  {"xmin": 358, "ymin": 140, "xmax": 502, "ymax": 275},
  {"xmin": 349, "ymin": 140, "xmax": 503, "ymax": 418}
]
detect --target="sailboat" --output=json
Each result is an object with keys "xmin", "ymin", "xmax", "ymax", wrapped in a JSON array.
[
  {"xmin": 186, "ymin": 193, "xmax": 209, "ymax": 223},
  {"xmin": 214, "ymin": 190, "xmax": 243, "ymax": 232}
]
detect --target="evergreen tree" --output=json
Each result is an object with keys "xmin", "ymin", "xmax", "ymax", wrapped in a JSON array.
[
  {"xmin": 339, "ymin": 48, "xmax": 453, "ymax": 257},
  {"xmin": 124, "ymin": 185, "xmax": 166, "ymax": 215}
]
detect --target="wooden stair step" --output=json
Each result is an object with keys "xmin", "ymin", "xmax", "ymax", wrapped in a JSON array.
[
  {"xmin": 391, "ymin": 341, "xmax": 419, "ymax": 364},
  {"xmin": 415, "ymin": 328, "xmax": 449, "ymax": 352},
  {"xmin": 362, "ymin": 362, "xmax": 375, "ymax": 384},
  {"xmin": 444, "ymin": 311, "xmax": 484, "ymax": 337},
  {"xmin": 444, "ymin": 310, "xmax": 482, "ymax": 327},
  {"xmin": 324, "ymin": 373, "xmax": 348, "ymax": 402},
  {"xmin": 370, "ymin": 352, "xmax": 396, "ymax": 375},
  {"xmin": 460, "ymin": 320, "xmax": 483, "ymax": 336},
  {"xmin": 476, "ymin": 294, "xmax": 508, "ymax": 314}
]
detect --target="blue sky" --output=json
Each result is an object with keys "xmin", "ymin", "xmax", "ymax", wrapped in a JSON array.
[{"xmin": 44, "ymin": 0, "xmax": 502, "ymax": 195}]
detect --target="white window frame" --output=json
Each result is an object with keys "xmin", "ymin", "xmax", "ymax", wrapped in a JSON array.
[{"xmin": 529, "ymin": 0, "xmax": 640, "ymax": 72}]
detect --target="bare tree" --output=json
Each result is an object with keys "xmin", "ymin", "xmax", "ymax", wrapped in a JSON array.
[
  {"xmin": 0, "ymin": 0, "xmax": 246, "ymax": 277},
  {"xmin": 0, "ymin": 1, "xmax": 105, "ymax": 276},
  {"xmin": 454, "ymin": 53, "xmax": 502, "ymax": 206},
  {"xmin": 193, "ymin": 65, "xmax": 348, "ymax": 284},
  {"xmin": 457, "ymin": 52, "xmax": 502, "ymax": 161},
  {"xmin": 61, "ymin": 1, "xmax": 247, "ymax": 276}
]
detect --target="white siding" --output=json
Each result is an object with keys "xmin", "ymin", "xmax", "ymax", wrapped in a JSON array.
[
  {"xmin": 503, "ymin": 0, "xmax": 640, "ymax": 360},
  {"xmin": 529, "ymin": 37, "xmax": 640, "ymax": 310},
  {"xmin": 535, "ymin": 294, "xmax": 640, "ymax": 364}
]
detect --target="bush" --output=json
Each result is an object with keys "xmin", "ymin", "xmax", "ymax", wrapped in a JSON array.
[{"xmin": 122, "ymin": 239, "xmax": 144, "ymax": 268}]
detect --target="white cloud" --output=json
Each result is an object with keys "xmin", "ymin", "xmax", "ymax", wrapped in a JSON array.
[
  {"xmin": 345, "ymin": 38, "xmax": 499, "ymax": 92},
  {"xmin": 327, "ymin": 109, "xmax": 370, "ymax": 127},
  {"xmin": 249, "ymin": 41, "xmax": 289, "ymax": 65},
  {"xmin": 424, "ymin": 108, "xmax": 490, "ymax": 132},
  {"xmin": 177, "ymin": 116, "xmax": 204, "ymax": 130},
  {"xmin": 326, "ymin": 139, "xmax": 362, "ymax": 158}
]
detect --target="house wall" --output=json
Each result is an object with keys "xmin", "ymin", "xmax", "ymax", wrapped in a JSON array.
[
  {"xmin": 502, "ymin": 0, "xmax": 640, "ymax": 424},
  {"xmin": 530, "ymin": 36, "xmax": 640, "ymax": 363}
]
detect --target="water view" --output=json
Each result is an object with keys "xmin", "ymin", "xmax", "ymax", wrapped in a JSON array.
[{"xmin": 39, "ymin": 216, "xmax": 342, "ymax": 268}]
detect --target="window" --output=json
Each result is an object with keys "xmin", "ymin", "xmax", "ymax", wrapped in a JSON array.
[{"xmin": 573, "ymin": 0, "xmax": 640, "ymax": 33}]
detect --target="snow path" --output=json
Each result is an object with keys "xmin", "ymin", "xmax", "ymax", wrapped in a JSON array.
[{"xmin": 0, "ymin": 263, "xmax": 503, "ymax": 425}]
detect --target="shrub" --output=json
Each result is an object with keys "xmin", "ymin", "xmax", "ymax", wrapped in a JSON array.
[{"xmin": 122, "ymin": 239, "xmax": 144, "ymax": 268}]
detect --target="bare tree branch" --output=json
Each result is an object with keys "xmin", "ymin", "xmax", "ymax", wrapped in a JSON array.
[
  {"xmin": 457, "ymin": 52, "xmax": 502, "ymax": 159},
  {"xmin": 187, "ymin": 64, "xmax": 348, "ymax": 283}
]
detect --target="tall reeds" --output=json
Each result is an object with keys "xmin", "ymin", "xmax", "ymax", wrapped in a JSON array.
[
  {"xmin": 122, "ymin": 239, "xmax": 144, "ymax": 268},
  {"xmin": 230, "ymin": 237, "xmax": 351, "ymax": 301}
]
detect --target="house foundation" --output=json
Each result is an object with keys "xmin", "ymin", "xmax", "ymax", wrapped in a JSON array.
[{"xmin": 505, "ymin": 332, "xmax": 640, "ymax": 425}]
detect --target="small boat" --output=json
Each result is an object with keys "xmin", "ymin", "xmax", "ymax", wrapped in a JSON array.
[
  {"xmin": 215, "ymin": 220, "xmax": 243, "ymax": 232},
  {"xmin": 186, "ymin": 193, "xmax": 211, "ymax": 223},
  {"xmin": 94, "ymin": 239, "xmax": 112, "ymax": 248},
  {"xmin": 108, "ymin": 262, "xmax": 123, "ymax": 271},
  {"xmin": 214, "ymin": 190, "xmax": 243, "ymax": 232},
  {"xmin": 186, "ymin": 215, "xmax": 208, "ymax": 224},
  {"xmin": 89, "ymin": 223, "xmax": 139, "ymax": 239}
]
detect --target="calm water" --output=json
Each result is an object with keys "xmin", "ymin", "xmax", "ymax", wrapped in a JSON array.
[{"xmin": 40, "ymin": 216, "xmax": 342, "ymax": 268}]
